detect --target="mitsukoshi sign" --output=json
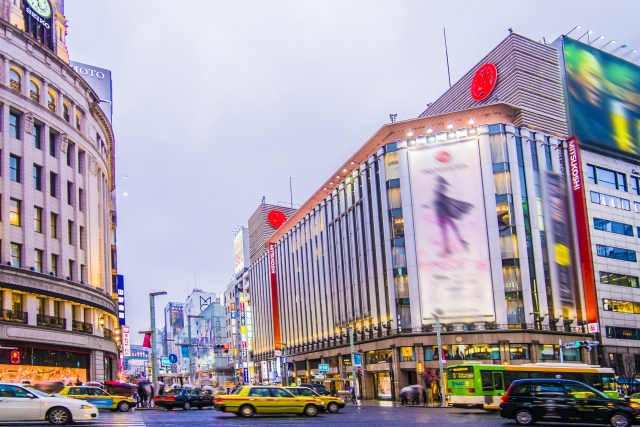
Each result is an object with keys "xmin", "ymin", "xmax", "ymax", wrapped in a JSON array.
[{"xmin": 408, "ymin": 139, "xmax": 494, "ymax": 322}]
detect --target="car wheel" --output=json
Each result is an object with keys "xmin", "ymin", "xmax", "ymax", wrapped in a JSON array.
[
  {"xmin": 239, "ymin": 404, "xmax": 255, "ymax": 418},
  {"xmin": 610, "ymin": 412, "xmax": 632, "ymax": 427},
  {"xmin": 327, "ymin": 402, "xmax": 340, "ymax": 413},
  {"xmin": 514, "ymin": 409, "xmax": 535, "ymax": 426},
  {"xmin": 183, "ymin": 402, "xmax": 191, "ymax": 411},
  {"xmin": 304, "ymin": 404, "xmax": 319, "ymax": 417},
  {"xmin": 118, "ymin": 401, "xmax": 131, "ymax": 412},
  {"xmin": 47, "ymin": 407, "xmax": 72, "ymax": 425}
]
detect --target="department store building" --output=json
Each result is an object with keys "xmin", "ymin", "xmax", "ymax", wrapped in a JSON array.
[{"xmin": 0, "ymin": 0, "xmax": 120, "ymax": 384}]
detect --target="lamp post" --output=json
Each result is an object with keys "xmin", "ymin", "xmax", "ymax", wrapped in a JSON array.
[
  {"xmin": 338, "ymin": 325, "xmax": 359, "ymax": 403},
  {"xmin": 149, "ymin": 292, "xmax": 167, "ymax": 384},
  {"xmin": 187, "ymin": 315, "xmax": 204, "ymax": 384},
  {"xmin": 275, "ymin": 342, "xmax": 288, "ymax": 386},
  {"xmin": 432, "ymin": 310, "xmax": 447, "ymax": 407}
]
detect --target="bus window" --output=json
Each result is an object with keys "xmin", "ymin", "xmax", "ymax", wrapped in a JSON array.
[
  {"xmin": 530, "ymin": 372, "xmax": 556, "ymax": 379},
  {"xmin": 563, "ymin": 373, "xmax": 582, "ymax": 382},
  {"xmin": 582, "ymin": 374, "xmax": 603, "ymax": 390},
  {"xmin": 504, "ymin": 372, "xmax": 529, "ymax": 388},
  {"xmin": 601, "ymin": 375, "xmax": 616, "ymax": 392},
  {"xmin": 493, "ymin": 372, "xmax": 504, "ymax": 391},
  {"xmin": 481, "ymin": 371, "xmax": 494, "ymax": 392}
]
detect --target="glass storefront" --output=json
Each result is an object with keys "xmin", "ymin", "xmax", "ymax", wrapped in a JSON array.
[
  {"xmin": 399, "ymin": 347, "xmax": 415, "ymax": 362},
  {"xmin": 374, "ymin": 371, "xmax": 392, "ymax": 399},
  {"xmin": 0, "ymin": 345, "xmax": 91, "ymax": 385},
  {"xmin": 366, "ymin": 349, "xmax": 392, "ymax": 364},
  {"xmin": 424, "ymin": 344, "xmax": 500, "ymax": 361}
]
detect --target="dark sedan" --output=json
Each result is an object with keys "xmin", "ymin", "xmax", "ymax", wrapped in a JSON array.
[
  {"xmin": 499, "ymin": 378, "xmax": 640, "ymax": 427},
  {"xmin": 154, "ymin": 388, "xmax": 214, "ymax": 411}
]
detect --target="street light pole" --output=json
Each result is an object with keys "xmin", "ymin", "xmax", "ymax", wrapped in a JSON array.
[
  {"xmin": 149, "ymin": 292, "xmax": 167, "ymax": 385},
  {"xmin": 187, "ymin": 315, "xmax": 204, "ymax": 384},
  {"xmin": 433, "ymin": 311, "xmax": 446, "ymax": 407}
]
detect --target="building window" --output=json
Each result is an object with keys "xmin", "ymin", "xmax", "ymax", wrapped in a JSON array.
[
  {"xmin": 33, "ymin": 123, "xmax": 41, "ymax": 149},
  {"xmin": 606, "ymin": 326, "xmax": 640, "ymax": 340},
  {"xmin": 34, "ymin": 206, "xmax": 42, "ymax": 233},
  {"xmin": 78, "ymin": 150, "xmax": 86, "ymax": 175},
  {"xmin": 594, "ymin": 218, "xmax": 633, "ymax": 236},
  {"xmin": 34, "ymin": 249, "xmax": 43, "ymax": 273},
  {"xmin": 33, "ymin": 164, "xmax": 42, "ymax": 191},
  {"xmin": 509, "ymin": 344, "xmax": 530, "ymax": 360},
  {"xmin": 631, "ymin": 176, "xmax": 640, "ymax": 195},
  {"xmin": 68, "ymin": 260, "xmax": 74, "ymax": 280},
  {"xmin": 9, "ymin": 69, "xmax": 21, "ymax": 92},
  {"xmin": 596, "ymin": 244, "xmax": 637, "ymax": 262},
  {"xmin": 47, "ymin": 91, "xmax": 56, "ymax": 113},
  {"xmin": 78, "ymin": 188, "xmax": 85, "ymax": 212},
  {"xmin": 75, "ymin": 111, "xmax": 82, "ymax": 131},
  {"xmin": 66, "ymin": 144, "xmax": 74, "ymax": 167},
  {"xmin": 68, "ymin": 220, "xmax": 74, "ymax": 245},
  {"xmin": 79, "ymin": 226, "xmax": 85, "ymax": 250},
  {"xmin": 50, "ymin": 213, "xmax": 58, "ymax": 238},
  {"xmin": 80, "ymin": 264, "xmax": 85, "ymax": 283},
  {"xmin": 63, "ymin": 103, "xmax": 70, "ymax": 122},
  {"xmin": 10, "ymin": 243, "xmax": 21, "ymax": 268},
  {"xmin": 587, "ymin": 164, "xmax": 628, "ymax": 192},
  {"xmin": 9, "ymin": 199, "xmax": 20, "ymax": 226},
  {"xmin": 9, "ymin": 112, "xmax": 19, "ymax": 139},
  {"xmin": 600, "ymin": 271, "xmax": 639, "ymax": 288},
  {"xmin": 50, "ymin": 172, "xmax": 57, "ymax": 197},
  {"xmin": 591, "ymin": 191, "xmax": 631, "ymax": 211},
  {"xmin": 67, "ymin": 181, "xmax": 73, "ymax": 205},
  {"xmin": 51, "ymin": 254, "xmax": 58, "ymax": 276},
  {"xmin": 37, "ymin": 297, "xmax": 45, "ymax": 315},
  {"xmin": 399, "ymin": 347, "xmax": 415, "ymax": 362},
  {"xmin": 29, "ymin": 80, "xmax": 40, "ymax": 102},
  {"xmin": 603, "ymin": 298, "xmax": 640, "ymax": 314},
  {"xmin": 9, "ymin": 155, "xmax": 20, "ymax": 182},
  {"xmin": 49, "ymin": 133, "xmax": 56, "ymax": 157},
  {"xmin": 12, "ymin": 293, "xmax": 22, "ymax": 312}
]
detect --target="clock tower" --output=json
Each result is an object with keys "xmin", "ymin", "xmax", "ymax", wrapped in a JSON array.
[{"xmin": 4, "ymin": 0, "xmax": 69, "ymax": 62}]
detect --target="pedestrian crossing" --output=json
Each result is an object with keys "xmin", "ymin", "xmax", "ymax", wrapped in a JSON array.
[{"xmin": 81, "ymin": 411, "xmax": 145, "ymax": 426}]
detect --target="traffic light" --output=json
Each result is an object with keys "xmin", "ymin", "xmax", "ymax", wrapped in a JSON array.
[
  {"xmin": 10, "ymin": 350, "xmax": 20, "ymax": 364},
  {"xmin": 574, "ymin": 341, "xmax": 590, "ymax": 348},
  {"xmin": 223, "ymin": 343, "xmax": 229, "ymax": 353}
]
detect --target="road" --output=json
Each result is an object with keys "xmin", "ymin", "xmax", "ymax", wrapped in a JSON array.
[{"xmin": 0, "ymin": 405, "xmax": 609, "ymax": 426}]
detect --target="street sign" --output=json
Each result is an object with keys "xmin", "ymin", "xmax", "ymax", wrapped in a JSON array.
[
  {"xmin": 564, "ymin": 341, "xmax": 600, "ymax": 350},
  {"xmin": 161, "ymin": 357, "xmax": 171, "ymax": 367},
  {"xmin": 353, "ymin": 354, "xmax": 362, "ymax": 367},
  {"xmin": 587, "ymin": 323, "xmax": 600, "ymax": 333},
  {"xmin": 315, "ymin": 373, "xmax": 325, "ymax": 379},
  {"xmin": 168, "ymin": 354, "xmax": 178, "ymax": 364},
  {"xmin": 274, "ymin": 350, "xmax": 282, "ymax": 357},
  {"xmin": 342, "ymin": 365, "xmax": 346, "ymax": 373},
  {"xmin": 318, "ymin": 363, "xmax": 329, "ymax": 372}
]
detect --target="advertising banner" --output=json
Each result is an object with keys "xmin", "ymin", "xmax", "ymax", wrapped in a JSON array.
[
  {"xmin": 268, "ymin": 243, "xmax": 282, "ymax": 350},
  {"xmin": 567, "ymin": 137, "xmax": 598, "ymax": 322},
  {"xmin": 70, "ymin": 61, "xmax": 113, "ymax": 123},
  {"xmin": 116, "ymin": 275, "xmax": 125, "ymax": 325},
  {"xmin": 542, "ymin": 171, "xmax": 577, "ymax": 319},
  {"xmin": 234, "ymin": 228, "xmax": 249, "ymax": 276},
  {"xmin": 122, "ymin": 325, "xmax": 131, "ymax": 357},
  {"xmin": 408, "ymin": 139, "xmax": 494, "ymax": 322},
  {"xmin": 562, "ymin": 36, "xmax": 640, "ymax": 161}
]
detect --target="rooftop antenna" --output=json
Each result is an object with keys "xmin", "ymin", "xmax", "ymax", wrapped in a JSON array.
[
  {"xmin": 443, "ymin": 28, "xmax": 452, "ymax": 88},
  {"xmin": 194, "ymin": 269, "xmax": 197, "ymax": 291},
  {"xmin": 389, "ymin": 114, "xmax": 397, "ymax": 123}
]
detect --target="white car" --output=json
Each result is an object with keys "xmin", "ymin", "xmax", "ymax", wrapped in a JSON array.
[{"xmin": 0, "ymin": 383, "xmax": 99, "ymax": 424}]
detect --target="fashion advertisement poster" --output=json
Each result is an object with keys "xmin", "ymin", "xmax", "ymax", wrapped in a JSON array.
[{"xmin": 408, "ymin": 139, "xmax": 494, "ymax": 322}]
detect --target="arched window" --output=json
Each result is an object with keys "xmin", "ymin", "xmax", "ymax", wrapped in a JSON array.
[
  {"xmin": 63, "ymin": 103, "xmax": 70, "ymax": 122},
  {"xmin": 47, "ymin": 91, "xmax": 56, "ymax": 113},
  {"xmin": 9, "ymin": 69, "xmax": 21, "ymax": 92},
  {"xmin": 29, "ymin": 80, "xmax": 40, "ymax": 102},
  {"xmin": 75, "ymin": 110, "xmax": 82, "ymax": 131}
]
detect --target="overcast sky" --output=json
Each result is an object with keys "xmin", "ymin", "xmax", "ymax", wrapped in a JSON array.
[{"xmin": 65, "ymin": 0, "xmax": 640, "ymax": 343}]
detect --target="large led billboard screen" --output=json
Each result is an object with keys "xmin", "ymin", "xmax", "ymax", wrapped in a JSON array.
[
  {"xmin": 408, "ymin": 139, "xmax": 495, "ymax": 322},
  {"xmin": 562, "ymin": 36, "xmax": 640, "ymax": 161}
]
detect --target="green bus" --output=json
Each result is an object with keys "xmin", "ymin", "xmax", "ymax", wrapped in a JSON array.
[{"xmin": 446, "ymin": 362, "xmax": 617, "ymax": 409}]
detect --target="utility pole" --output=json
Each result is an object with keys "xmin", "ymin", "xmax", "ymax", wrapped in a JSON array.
[
  {"xmin": 349, "ymin": 326, "xmax": 358, "ymax": 402},
  {"xmin": 187, "ymin": 315, "xmax": 204, "ymax": 384},
  {"xmin": 149, "ymin": 292, "xmax": 167, "ymax": 385}
]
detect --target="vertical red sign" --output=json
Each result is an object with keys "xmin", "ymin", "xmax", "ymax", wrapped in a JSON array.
[
  {"xmin": 268, "ymin": 243, "xmax": 282, "ymax": 351},
  {"xmin": 567, "ymin": 137, "xmax": 598, "ymax": 322}
]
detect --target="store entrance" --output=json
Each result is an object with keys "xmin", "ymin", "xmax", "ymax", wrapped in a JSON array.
[{"xmin": 373, "ymin": 371, "xmax": 393, "ymax": 400}]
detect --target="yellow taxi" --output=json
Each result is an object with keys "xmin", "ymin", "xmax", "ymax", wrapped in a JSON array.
[
  {"xmin": 286, "ymin": 386, "xmax": 345, "ymax": 413},
  {"xmin": 56, "ymin": 386, "xmax": 135, "ymax": 412},
  {"xmin": 629, "ymin": 393, "xmax": 640, "ymax": 402},
  {"xmin": 214, "ymin": 385, "xmax": 325, "ymax": 417}
]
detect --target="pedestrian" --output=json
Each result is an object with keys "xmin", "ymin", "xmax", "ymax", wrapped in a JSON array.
[
  {"xmin": 351, "ymin": 386, "xmax": 357, "ymax": 405},
  {"xmin": 411, "ymin": 389, "xmax": 419, "ymax": 405},
  {"xmin": 422, "ymin": 387, "xmax": 427, "ymax": 406},
  {"xmin": 400, "ymin": 391, "xmax": 408, "ymax": 406}
]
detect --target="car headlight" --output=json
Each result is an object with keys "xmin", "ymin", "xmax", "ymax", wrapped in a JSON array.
[
  {"xmin": 630, "ymin": 403, "xmax": 640, "ymax": 410},
  {"xmin": 79, "ymin": 405, "xmax": 93, "ymax": 410}
]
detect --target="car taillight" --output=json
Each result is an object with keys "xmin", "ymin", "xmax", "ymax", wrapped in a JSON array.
[
  {"xmin": 165, "ymin": 396, "xmax": 175, "ymax": 401},
  {"xmin": 448, "ymin": 388, "xmax": 452, "ymax": 393},
  {"xmin": 468, "ymin": 388, "xmax": 475, "ymax": 393},
  {"xmin": 501, "ymin": 384, "xmax": 514, "ymax": 403},
  {"xmin": 216, "ymin": 398, "xmax": 223, "ymax": 403}
]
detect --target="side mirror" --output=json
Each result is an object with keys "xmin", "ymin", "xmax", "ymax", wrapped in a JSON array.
[{"xmin": 26, "ymin": 393, "xmax": 36, "ymax": 399}]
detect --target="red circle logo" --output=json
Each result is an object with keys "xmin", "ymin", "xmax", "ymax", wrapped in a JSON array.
[
  {"xmin": 435, "ymin": 150, "xmax": 451, "ymax": 164},
  {"xmin": 267, "ymin": 210, "xmax": 287, "ymax": 228},
  {"xmin": 470, "ymin": 63, "xmax": 498, "ymax": 101}
]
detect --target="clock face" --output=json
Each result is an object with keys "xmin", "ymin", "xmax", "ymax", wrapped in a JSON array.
[{"xmin": 26, "ymin": 0, "xmax": 52, "ymax": 18}]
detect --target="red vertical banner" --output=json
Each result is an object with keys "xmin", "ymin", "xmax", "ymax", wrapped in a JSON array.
[
  {"xmin": 142, "ymin": 332, "xmax": 152, "ymax": 349},
  {"xmin": 567, "ymin": 137, "xmax": 598, "ymax": 322},
  {"xmin": 268, "ymin": 243, "xmax": 281, "ymax": 351}
]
